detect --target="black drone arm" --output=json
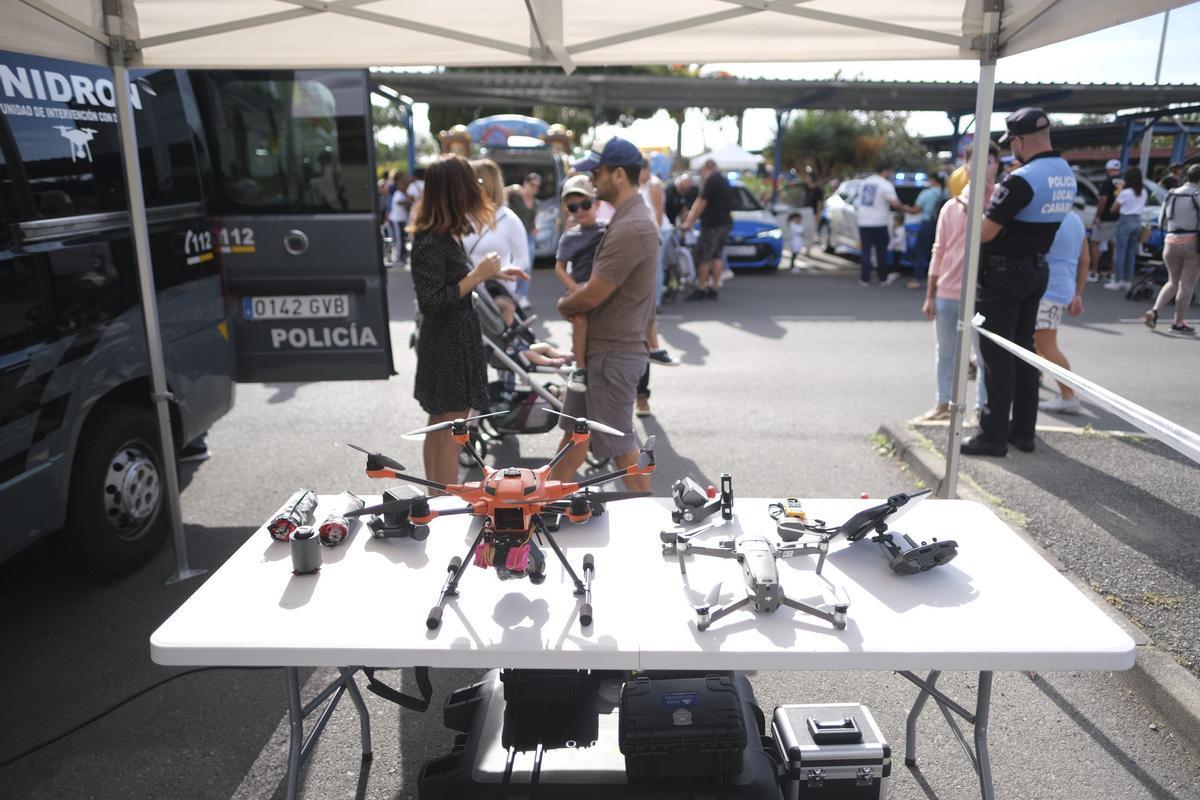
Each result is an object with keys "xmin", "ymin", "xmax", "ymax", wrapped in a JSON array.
[{"xmin": 546, "ymin": 438, "xmax": 578, "ymax": 471}]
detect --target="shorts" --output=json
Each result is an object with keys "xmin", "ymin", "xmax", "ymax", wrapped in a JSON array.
[
  {"xmin": 1089, "ymin": 219, "xmax": 1118, "ymax": 243},
  {"xmin": 1035, "ymin": 298, "xmax": 1066, "ymax": 331},
  {"xmin": 558, "ymin": 349, "xmax": 647, "ymax": 459},
  {"xmin": 694, "ymin": 224, "xmax": 731, "ymax": 263}
]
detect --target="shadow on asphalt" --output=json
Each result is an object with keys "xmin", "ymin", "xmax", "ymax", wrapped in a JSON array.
[
  {"xmin": 0, "ymin": 524, "xmax": 299, "ymax": 800},
  {"xmin": 1033, "ymin": 675, "xmax": 1189, "ymax": 800}
]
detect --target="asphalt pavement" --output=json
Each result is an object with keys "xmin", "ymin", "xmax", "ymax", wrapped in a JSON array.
[{"xmin": 3, "ymin": 251, "xmax": 1198, "ymax": 799}]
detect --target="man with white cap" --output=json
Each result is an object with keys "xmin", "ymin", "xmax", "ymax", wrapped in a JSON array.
[{"xmin": 1088, "ymin": 159, "xmax": 1123, "ymax": 283}]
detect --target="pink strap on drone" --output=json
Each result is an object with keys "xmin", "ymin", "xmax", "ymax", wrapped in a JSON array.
[
  {"xmin": 473, "ymin": 542, "xmax": 492, "ymax": 568},
  {"xmin": 505, "ymin": 543, "xmax": 531, "ymax": 572}
]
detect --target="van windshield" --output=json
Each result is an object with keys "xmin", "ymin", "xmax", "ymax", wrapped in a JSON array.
[{"xmin": 206, "ymin": 71, "xmax": 372, "ymax": 214}]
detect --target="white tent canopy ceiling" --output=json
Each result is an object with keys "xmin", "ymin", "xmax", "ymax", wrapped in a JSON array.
[{"xmin": 2, "ymin": 0, "xmax": 1189, "ymax": 70}]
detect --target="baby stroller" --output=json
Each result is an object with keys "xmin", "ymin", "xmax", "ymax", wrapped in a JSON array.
[
  {"xmin": 462, "ymin": 287, "xmax": 584, "ymax": 468},
  {"xmin": 661, "ymin": 226, "xmax": 697, "ymax": 304},
  {"xmin": 1126, "ymin": 262, "xmax": 1169, "ymax": 302}
]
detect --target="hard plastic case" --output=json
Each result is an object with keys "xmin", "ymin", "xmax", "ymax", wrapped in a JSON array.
[
  {"xmin": 771, "ymin": 703, "xmax": 889, "ymax": 800},
  {"xmin": 619, "ymin": 673, "xmax": 748, "ymax": 779},
  {"xmin": 419, "ymin": 669, "xmax": 782, "ymax": 800}
]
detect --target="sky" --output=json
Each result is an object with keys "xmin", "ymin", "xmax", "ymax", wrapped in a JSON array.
[{"xmin": 385, "ymin": 4, "xmax": 1200, "ymax": 158}]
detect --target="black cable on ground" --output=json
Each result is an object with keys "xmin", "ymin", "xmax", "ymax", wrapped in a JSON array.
[{"xmin": 0, "ymin": 666, "xmax": 275, "ymax": 769}]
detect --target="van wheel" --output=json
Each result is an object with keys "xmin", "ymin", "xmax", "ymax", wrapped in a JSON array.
[{"xmin": 64, "ymin": 404, "xmax": 169, "ymax": 575}]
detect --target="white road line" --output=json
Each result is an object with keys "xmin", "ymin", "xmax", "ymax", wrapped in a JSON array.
[{"xmin": 770, "ymin": 315, "xmax": 857, "ymax": 321}]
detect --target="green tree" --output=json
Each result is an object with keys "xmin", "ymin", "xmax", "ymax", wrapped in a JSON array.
[{"xmin": 771, "ymin": 110, "xmax": 933, "ymax": 181}]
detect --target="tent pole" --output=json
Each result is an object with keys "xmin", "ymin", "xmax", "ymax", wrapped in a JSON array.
[
  {"xmin": 105, "ymin": 9, "xmax": 205, "ymax": 584},
  {"xmin": 941, "ymin": 0, "xmax": 1001, "ymax": 500}
]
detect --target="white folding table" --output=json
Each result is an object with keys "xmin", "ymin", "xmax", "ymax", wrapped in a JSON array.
[{"xmin": 152, "ymin": 496, "xmax": 1134, "ymax": 800}]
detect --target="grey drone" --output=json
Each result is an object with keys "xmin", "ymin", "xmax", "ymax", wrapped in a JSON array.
[{"xmin": 660, "ymin": 525, "xmax": 850, "ymax": 632}]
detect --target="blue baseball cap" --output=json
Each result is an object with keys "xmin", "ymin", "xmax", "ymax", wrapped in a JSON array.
[{"xmin": 571, "ymin": 137, "xmax": 643, "ymax": 172}]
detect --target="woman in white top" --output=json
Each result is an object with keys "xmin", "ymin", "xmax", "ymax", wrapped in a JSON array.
[
  {"xmin": 1107, "ymin": 166, "xmax": 1148, "ymax": 291},
  {"xmin": 463, "ymin": 159, "xmax": 530, "ymax": 327},
  {"xmin": 386, "ymin": 175, "xmax": 410, "ymax": 265}
]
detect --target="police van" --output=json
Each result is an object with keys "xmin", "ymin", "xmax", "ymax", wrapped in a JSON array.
[{"xmin": 0, "ymin": 51, "xmax": 392, "ymax": 573}]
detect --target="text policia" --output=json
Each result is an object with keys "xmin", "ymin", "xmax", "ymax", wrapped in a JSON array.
[{"xmin": 270, "ymin": 324, "xmax": 380, "ymax": 350}]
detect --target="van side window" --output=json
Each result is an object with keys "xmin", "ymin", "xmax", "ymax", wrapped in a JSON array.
[
  {"xmin": 133, "ymin": 69, "xmax": 203, "ymax": 208},
  {"xmin": 205, "ymin": 70, "xmax": 371, "ymax": 214},
  {"xmin": 0, "ymin": 260, "xmax": 46, "ymax": 353}
]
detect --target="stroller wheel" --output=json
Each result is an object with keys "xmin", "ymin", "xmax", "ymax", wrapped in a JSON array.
[{"xmin": 457, "ymin": 428, "xmax": 488, "ymax": 468}]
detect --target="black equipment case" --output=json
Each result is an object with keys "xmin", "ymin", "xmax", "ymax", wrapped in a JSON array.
[
  {"xmin": 771, "ymin": 704, "xmax": 889, "ymax": 799},
  {"xmin": 619, "ymin": 673, "xmax": 747, "ymax": 779},
  {"xmin": 419, "ymin": 669, "xmax": 783, "ymax": 800}
]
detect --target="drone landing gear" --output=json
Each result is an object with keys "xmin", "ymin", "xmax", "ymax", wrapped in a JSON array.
[
  {"xmin": 781, "ymin": 595, "xmax": 849, "ymax": 630},
  {"xmin": 696, "ymin": 595, "xmax": 751, "ymax": 632},
  {"xmin": 425, "ymin": 523, "xmax": 595, "ymax": 631}
]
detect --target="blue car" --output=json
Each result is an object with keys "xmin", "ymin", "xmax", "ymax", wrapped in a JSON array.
[{"xmin": 724, "ymin": 179, "xmax": 784, "ymax": 270}]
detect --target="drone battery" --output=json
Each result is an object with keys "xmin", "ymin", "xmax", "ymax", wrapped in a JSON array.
[
  {"xmin": 317, "ymin": 490, "xmax": 365, "ymax": 546},
  {"xmin": 772, "ymin": 703, "xmax": 889, "ymax": 800},
  {"xmin": 619, "ymin": 674, "xmax": 748, "ymax": 780},
  {"xmin": 267, "ymin": 489, "xmax": 317, "ymax": 541}
]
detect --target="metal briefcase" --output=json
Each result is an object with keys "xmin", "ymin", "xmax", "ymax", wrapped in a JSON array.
[{"xmin": 772, "ymin": 703, "xmax": 889, "ymax": 799}]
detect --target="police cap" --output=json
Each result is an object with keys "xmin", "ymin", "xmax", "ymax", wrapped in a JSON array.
[{"xmin": 1000, "ymin": 107, "xmax": 1050, "ymax": 143}]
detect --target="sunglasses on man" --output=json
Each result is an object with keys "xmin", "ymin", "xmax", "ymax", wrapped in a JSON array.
[{"xmin": 565, "ymin": 198, "xmax": 594, "ymax": 213}]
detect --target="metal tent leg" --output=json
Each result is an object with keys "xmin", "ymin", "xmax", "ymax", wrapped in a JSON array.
[{"xmin": 899, "ymin": 670, "xmax": 995, "ymax": 800}]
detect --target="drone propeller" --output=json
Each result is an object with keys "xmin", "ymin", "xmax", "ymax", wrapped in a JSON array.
[
  {"xmin": 540, "ymin": 408, "xmax": 626, "ymax": 438},
  {"xmin": 402, "ymin": 410, "xmax": 508, "ymax": 439},
  {"xmin": 692, "ymin": 583, "xmax": 722, "ymax": 613},
  {"xmin": 339, "ymin": 442, "xmax": 405, "ymax": 472}
]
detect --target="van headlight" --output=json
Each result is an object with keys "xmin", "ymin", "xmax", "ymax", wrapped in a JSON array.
[{"xmin": 755, "ymin": 227, "xmax": 783, "ymax": 239}]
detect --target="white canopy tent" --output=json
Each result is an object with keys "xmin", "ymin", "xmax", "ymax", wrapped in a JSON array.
[
  {"xmin": 690, "ymin": 142, "xmax": 765, "ymax": 172},
  {"xmin": 4, "ymin": 0, "xmax": 1192, "ymax": 589}
]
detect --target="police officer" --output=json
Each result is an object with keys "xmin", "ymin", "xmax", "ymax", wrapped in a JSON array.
[{"xmin": 962, "ymin": 108, "xmax": 1076, "ymax": 457}]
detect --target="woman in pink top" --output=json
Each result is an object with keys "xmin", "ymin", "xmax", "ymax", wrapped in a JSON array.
[{"xmin": 917, "ymin": 142, "xmax": 999, "ymax": 421}]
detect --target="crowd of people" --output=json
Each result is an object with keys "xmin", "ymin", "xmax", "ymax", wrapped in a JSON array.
[{"xmin": 397, "ymin": 114, "xmax": 1197, "ymax": 478}]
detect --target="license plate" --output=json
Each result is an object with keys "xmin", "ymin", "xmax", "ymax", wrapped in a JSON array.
[
  {"xmin": 724, "ymin": 245, "xmax": 758, "ymax": 256},
  {"xmin": 244, "ymin": 294, "xmax": 350, "ymax": 320}
]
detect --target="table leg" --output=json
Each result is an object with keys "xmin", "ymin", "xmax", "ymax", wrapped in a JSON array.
[
  {"xmin": 904, "ymin": 669, "xmax": 940, "ymax": 767},
  {"xmin": 897, "ymin": 670, "xmax": 995, "ymax": 800},
  {"xmin": 975, "ymin": 671, "xmax": 994, "ymax": 800},
  {"xmin": 338, "ymin": 667, "xmax": 373, "ymax": 759},
  {"xmin": 285, "ymin": 667, "xmax": 304, "ymax": 800}
]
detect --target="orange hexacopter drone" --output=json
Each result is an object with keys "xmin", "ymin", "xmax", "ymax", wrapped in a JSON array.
[{"xmin": 342, "ymin": 409, "xmax": 656, "ymax": 631}]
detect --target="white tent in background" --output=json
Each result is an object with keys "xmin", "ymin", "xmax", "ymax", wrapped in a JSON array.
[
  {"xmin": 2, "ymin": 0, "xmax": 1190, "ymax": 582},
  {"xmin": 690, "ymin": 142, "xmax": 765, "ymax": 172}
]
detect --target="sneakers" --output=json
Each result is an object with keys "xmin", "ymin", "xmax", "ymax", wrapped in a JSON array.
[
  {"xmin": 1086, "ymin": 272, "xmax": 1100, "ymax": 283},
  {"xmin": 1039, "ymin": 396, "xmax": 1082, "ymax": 414},
  {"xmin": 883, "ymin": 273, "xmax": 901, "ymax": 286},
  {"xmin": 916, "ymin": 404, "xmax": 951, "ymax": 422},
  {"xmin": 567, "ymin": 368, "xmax": 587, "ymax": 393},
  {"xmin": 719, "ymin": 269, "xmax": 734, "ymax": 285},
  {"xmin": 635, "ymin": 394, "xmax": 651, "ymax": 417},
  {"xmin": 1142, "ymin": 309, "xmax": 1158, "ymax": 329},
  {"xmin": 684, "ymin": 288, "xmax": 707, "ymax": 301},
  {"xmin": 1103, "ymin": 281, "xmax": 1122, "ymax": 290},
  {"xmin": 858, "ymin": 280, "xmax": 871, "ymax": 288},
  {"xmin": 1171, "ymin": 322, "xmax": 1196, "ymax": 334},
  {"xmin": 649, "ymin": 349, "xmax": 681, "ymax": 366},
  {"xmin": 960, "ymin": 435, "xmax": 1006, "ymax": 457},
  {"xmin": 706, "ymin": 287, "xmax": 719, "ymax": 300},
  {"xmin": 906, "ymin": 280, "xmax": 922, "ymax": 290}
]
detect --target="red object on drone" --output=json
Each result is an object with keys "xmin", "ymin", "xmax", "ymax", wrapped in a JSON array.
[{"xmin": 340, "ymin": 409, "xmax": 656, "ymax": 631}]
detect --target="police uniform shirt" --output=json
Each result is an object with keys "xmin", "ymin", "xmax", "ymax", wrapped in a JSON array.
[{"xmin": 982, "ymin": 151, "xmax": 1076, "ymax": 258}]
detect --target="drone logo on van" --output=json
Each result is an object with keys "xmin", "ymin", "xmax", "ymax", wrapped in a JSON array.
[{"xmin": 54, "ymin": 125, "xmax": 98, "ymax": 163}]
